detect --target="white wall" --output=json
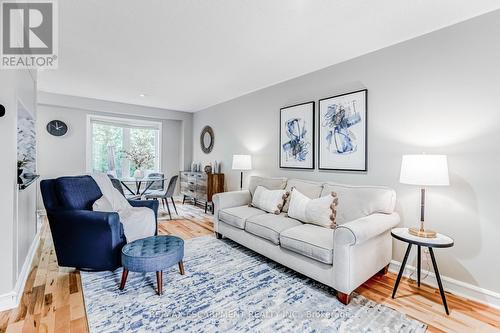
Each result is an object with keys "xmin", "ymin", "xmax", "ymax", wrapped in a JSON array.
[
  {"xmin": 193, "ymin": 11, "xmax": 500, "ymax": 300},
  {"xmin": 0, "ymin": 68, "xmax": 38, "ymax": 306},
  {"xmin": 37, "ymin": 93, "xmax": 192, "ymax": 208}
]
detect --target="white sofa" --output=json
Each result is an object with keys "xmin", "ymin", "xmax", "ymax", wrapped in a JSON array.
[{"xmin": 212, "ymin": 177, "xmax": 399, "ymax": 304}]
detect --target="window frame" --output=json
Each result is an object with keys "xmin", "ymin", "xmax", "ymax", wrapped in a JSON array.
[{"xmin": 86, "ymin": 114, "xmax": 162, "ymax": 177}]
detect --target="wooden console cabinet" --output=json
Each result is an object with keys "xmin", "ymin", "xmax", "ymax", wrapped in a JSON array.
[{"xmin": 180, "ymin": 171, "xmax": 224, "ymax": 213}]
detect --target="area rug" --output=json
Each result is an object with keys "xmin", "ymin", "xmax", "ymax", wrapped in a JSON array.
[{"xmin": 81, "ymin": 236, "xmax": 427, "ymax": 333}]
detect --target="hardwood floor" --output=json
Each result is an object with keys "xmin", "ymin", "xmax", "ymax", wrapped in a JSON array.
[{"xmin": 1, "ymin": 202, "xmax": 498, "ymax": 333}]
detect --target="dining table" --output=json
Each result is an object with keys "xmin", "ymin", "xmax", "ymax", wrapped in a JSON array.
[{"xmin": 119, "ymin": 177, "xmax": 167, "ymax": 197}]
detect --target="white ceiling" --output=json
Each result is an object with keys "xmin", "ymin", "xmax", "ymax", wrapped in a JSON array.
[{"xmin": 38, "ymin": 0, "xmax": 500, "ymax": 112}]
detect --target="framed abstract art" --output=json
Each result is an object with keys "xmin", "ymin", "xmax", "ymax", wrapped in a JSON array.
[
  {"xmin": 318, "ymin": 89, "xmax": 367, "ymax": 171},
  {"xmin": 279, "ymin": 101, "xmax": 315, "ymax": 169}
]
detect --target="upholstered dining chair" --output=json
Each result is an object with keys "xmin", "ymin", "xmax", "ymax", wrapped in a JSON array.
[
  {"xmin": 145, "ymin": 175, "xmax": 178, "ymax": 220},
  {"xmin": 145, "ymin": 172, "xmax": 165, "ymax": 193}
]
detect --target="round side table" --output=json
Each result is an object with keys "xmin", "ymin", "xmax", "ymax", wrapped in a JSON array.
[{"xmin": 391, "ymin": 227, "xmax": 454, "ymax": 315}]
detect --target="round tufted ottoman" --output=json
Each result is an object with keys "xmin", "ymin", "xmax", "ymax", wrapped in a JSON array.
[{"xmin": 119, "ymin": 235, "xmax": 184, "ymax": 295}]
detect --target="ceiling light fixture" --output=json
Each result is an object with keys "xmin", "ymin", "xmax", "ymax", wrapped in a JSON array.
[{"xmin": 139, "ymin": 93, "xmax": 146, "ymax": 97}]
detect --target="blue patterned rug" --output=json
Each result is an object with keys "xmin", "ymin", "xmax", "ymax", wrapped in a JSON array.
[{"xmin": 81, "ymin": 236, "xmax": 427, "ymax": 332}]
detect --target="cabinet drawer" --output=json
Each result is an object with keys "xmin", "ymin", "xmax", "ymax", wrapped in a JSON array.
[
  {"xmin": 196, "ymin": 173, "xmax": 207, "ymax": 180},
  {"xmin": 196, "ymin": 178, "xmax": 207, "ymax": 187},
  {"xmin": 196, "ymin": 183, "xmax": 207, "ymax": 193}
]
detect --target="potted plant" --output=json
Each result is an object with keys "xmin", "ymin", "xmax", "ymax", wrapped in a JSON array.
[
  {"xmin": 17, "ymin": 157, "xmax": 28, "ymax": 184},
  {"xmin": 122, "ymin": 149, "xmax": 155, "ymax": 179}
]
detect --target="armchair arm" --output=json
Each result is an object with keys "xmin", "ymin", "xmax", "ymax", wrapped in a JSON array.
[
  {"xmin": 128, "ymin": 199, "xmax": 159, "ymax": 220},
  {"xmin": 48, "ymin": 209, "xmax": 124, "ymax": 244},
  {"xmin": 213, "ymin": 190, "xmax": 251, "ymax": 214},
  {"xmin": 128, "ymin": 199, "xmax": 159, "ymax": 235},
  {"xmin": 334, "ymin": 213, "xmax": 400, "ymax": 246},
  {"xmin": 46, "ymin": 209, "xmax": 125, "ymax": 270}
]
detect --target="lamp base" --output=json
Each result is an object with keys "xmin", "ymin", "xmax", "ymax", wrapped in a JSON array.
[{"xmin": 409, "ymin": 227, "xmax": 437, "ymax": 238}]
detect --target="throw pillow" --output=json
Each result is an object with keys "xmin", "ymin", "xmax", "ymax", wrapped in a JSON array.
[
  {"xmin": 251, "ymin": 185, "xmax": 288, "ymax": 214},
  {"xmin": 287, "ymin": 188, "xmax": 338, "ymax": 228},
  {"xmin": 282, "ymin": 179, "xmax": 323, "ymax": 212}
]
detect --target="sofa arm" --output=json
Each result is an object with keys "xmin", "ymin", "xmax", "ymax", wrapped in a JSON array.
[
  {"xmin": 213, "ymin": 190, "xmax": 251, "ymax": 213},
  {"xmin": 333, "ymin": 212, "xmax": 400, "ymax": 294},
  {"xmin": 334, "ymin": 213, "xmax": 400, "ymax": 246}
]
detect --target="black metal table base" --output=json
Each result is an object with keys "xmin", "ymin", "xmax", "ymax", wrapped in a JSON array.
[{"xmin": 391, "ymin": 243, "xmax": 449, "ymax": 315}]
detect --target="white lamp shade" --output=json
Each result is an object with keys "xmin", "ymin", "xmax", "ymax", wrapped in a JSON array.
[
  {"xmin": 232, "ymin": 154, "xmax": 252, "ymax": 170},
  {"xmin": 400, "ymin": 154, "xmax": 449, "ymax": 186}
]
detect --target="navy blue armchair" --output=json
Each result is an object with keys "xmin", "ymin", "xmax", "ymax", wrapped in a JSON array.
[{"xmin": 40, "ymin": 175, "xmax": 159, "ymax": 271}]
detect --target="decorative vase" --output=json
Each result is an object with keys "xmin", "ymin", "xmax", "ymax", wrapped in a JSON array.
[{"xmin": 134, "ymin": 169, "xmax": 144, "ymax": 179}]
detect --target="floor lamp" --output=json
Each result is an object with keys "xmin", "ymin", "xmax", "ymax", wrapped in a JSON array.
[{"xmin": 232, "ymin": 155, "xmax": 252, "ymax": 190}]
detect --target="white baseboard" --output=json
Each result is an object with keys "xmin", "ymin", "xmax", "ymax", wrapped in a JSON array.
[
  {"xmin": 389, "ymin": 260, "xmax": 500, "ymax": 310},
  {"xmin": 0, "ymin": 215, "xmax": 42, "ymax": 312}
]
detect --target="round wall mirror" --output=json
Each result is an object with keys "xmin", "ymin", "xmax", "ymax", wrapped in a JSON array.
[{"xmin": 200, "ymin": 126, "xmax": 214, "ymax": 154}]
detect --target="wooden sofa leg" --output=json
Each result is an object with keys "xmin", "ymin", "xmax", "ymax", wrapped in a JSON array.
[
  {"xmin": 337, "ymin": 291, "xmax": 351, "ymax": 305},
  {"xmin": 377, "ymin": 264, "xmax": 389, "ymax": 276},
  {"xmin": 215, "ymin": 232, "xmax": 223, "ymax": 239}
]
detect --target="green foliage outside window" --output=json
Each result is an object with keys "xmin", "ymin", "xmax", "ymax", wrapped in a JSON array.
[
  {"xmin": 91, "ymin": 123, "xmax": 157, "ymax": 177},
  {"xmin": 92, "ymin": 123, "xmax": 123, "ymax": 176}
]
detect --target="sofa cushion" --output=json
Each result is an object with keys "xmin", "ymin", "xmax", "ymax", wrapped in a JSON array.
[
  {"xmin": 282, "ymin": 179, "xmax": 323, "ymax": 212},
  {"xmin": 245, "ymin": 213, "xmax": 303, "ymax": 245},
  {"xmin": 219, "ymin": 205, "xmax": 266, "ymax": 229},
  {"xmin": 248, "ymin": 176, "xmax": 287, "ymax": 196},
  {"xmin": 321, "ymin": 183, "xmax": 396, "ymax": 224},
  {"xmin": 55, "ymin": 176, "xmax": 102, "ymax": 210},
  {"xmin": 279, "ymin": 224, "xmax": 334, "ymax": 264}
]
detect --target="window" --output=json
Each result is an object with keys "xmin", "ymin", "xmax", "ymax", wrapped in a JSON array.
[{"xmin": 87, "ymin": 115, "xmax": 161, "ymax": 178}]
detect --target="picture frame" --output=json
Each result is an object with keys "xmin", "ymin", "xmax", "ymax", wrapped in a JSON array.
[
  {"xmin": 279, "ymin": 101, "xmax": 315, "ymax": 169},
  {"xmin": 318, "ymin": 89, "xmax": 367, "ymax": 171}
]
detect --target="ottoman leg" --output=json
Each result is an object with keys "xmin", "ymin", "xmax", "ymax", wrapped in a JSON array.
[
  {"xmin": 119, "ymin": 269, "xmax": 129, "ymax": 290},
  {"xmin": 156, "ymin": 271, "xmax": 163, "ymax": 295},
  {"xmin": 178, "ymin": 261, "xmax": 185, "ymax": 275}
]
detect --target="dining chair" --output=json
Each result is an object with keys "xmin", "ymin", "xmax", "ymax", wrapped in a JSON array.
[
  {"xmin": 144, "ymin": 172, "xmax": 165, "ymax": 194},
  {"xmin": 145, "ymin": 175, "xmax": 178, "ymax": 220},
  {"xmin": 108, "ymin": 175, "xmax": 141, "ymax": 200}
]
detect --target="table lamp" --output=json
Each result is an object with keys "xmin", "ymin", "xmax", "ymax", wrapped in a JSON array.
[
  {"xmin": 399, "ymin": 154, "xmax": 449, "ymax": 238},
  {"xmin": 232, "ymin": 154, "xmax": 252, "ymax": 190}
]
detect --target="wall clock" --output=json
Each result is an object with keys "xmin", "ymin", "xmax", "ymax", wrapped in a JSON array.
[{"xmin": 46, "ymin": 120, "xmax": 68, "ymax": 137}]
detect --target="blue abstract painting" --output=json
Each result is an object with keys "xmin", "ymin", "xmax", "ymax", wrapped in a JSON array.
[
  {"xmin": 283, "ymin": 118, "xmax": 310, "ymax": 161},
  {"xmin": 319, "ymin": 90, "xmax": 367, "ymax": 171},
  {"xmin": 280, "ymin": 102, "xmax": 314, "ymax": 169},
  {"xmin": 323, "ymin": 100, "xmax": 361, "ymax": 154}
]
